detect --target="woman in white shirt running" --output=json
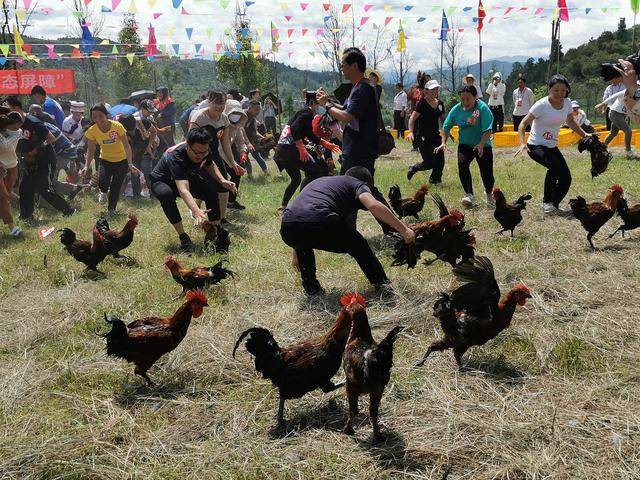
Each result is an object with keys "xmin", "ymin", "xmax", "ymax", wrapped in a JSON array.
[
  {"xmin": 514, "ymin": 75, "xmax": 591, "ymax": 216},
  {"xmin": 0, "ymin": 111, "xmax": 23, "ymax": 236}
]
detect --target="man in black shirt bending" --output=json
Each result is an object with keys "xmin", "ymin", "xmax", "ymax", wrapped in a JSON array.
[{"xmin": 280, "ymin": 167, "xmax": 415, "ymax": 295}]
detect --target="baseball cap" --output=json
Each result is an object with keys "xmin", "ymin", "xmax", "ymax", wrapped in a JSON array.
[
  {"xmin": 492, "ymin": 72, "xmax": 502, "ymax": 79},
  {"xmin": 465, "ymin": 73, "xmax": 476, "ymax": 81},
  {"xmin": 571, "ymin": 100, "xmax": 580, "ymax": 108},
  {"xmin": 425, "ymin": 79, "xmax": 441, "ymax": 90}
]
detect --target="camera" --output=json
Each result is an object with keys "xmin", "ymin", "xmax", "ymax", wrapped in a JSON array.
[
  {"xmin": 601, "ymin": 53, "xmax": 640, "ymax": 81},
  {"xmin": 305, "ymin": 90, "xmax": 317, "ymax": 104}
]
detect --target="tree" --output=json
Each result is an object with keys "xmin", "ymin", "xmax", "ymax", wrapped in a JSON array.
[
  {"xmin": 215, "ymin": 6, "xmax": 271, "ymax": 95},
  {"xmin": 108, "ymin": 14, "xmax": 152, "ymax": 101},
  {"xmin": 316, "ymin": 6, "xmax": 346, "ymax": 86},
  {"xmin": 443, "ymin": 23, "xmax": 464, "ymax": 93},
  {"xmin": 617, "ymin": 17, "xmax": 628, "ymax": 42},
  {"xmin": 364, "ymin": 25, "xmax": 392, "ymax": 71},
  {"xmin": 160, "ymin": 63, "xmax": 182, "ymax": 94},
  {"xmin": 389, "ymin": 41, "xmax": 412, "ymax": 88}
]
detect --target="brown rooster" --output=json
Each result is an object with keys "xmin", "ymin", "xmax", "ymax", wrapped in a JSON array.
[
  {"xmin": 103, "ymin": 290, "xmax": 209, "ymax": 385},
  {"xmin": 59, "ymin": 225, "xmax": 108, "ymax": 272},
  {"xmin": 232, "ymin": 293, "xmax": 360, "ymax": 426},
  {"xmin": 569, "ymin": 185, "xmax": 625, "ymax": 249},
  {"xmin": 342, "ymin": 298, "xmax": 403, "ymax": 442},
  {"xmin": 164, "ymin": 255, "xmax": 234, "ymax": 296},
  {"xmin": 96, "ymin": 213, "xmax": 138, "ymax": 258},
  {"xmin": 609, "ymin": 197, "xmax": 640, "ymax": 239},
  {"xmin": 202, "ymin": 220, "xmax": 231, "ymax": 252},
  {"xmin": 388, "ymin": 184, "xmax": 429, "ymax": 219},
  {"xmin": 415, "ymin": 256, "xmax": 531, "ymax": 369},
  {"xmin": 393, "ymin": 193, "xmax": 475, "ymax": 268},
  {"xmin": 492, "ymin": 188, "xmax": 532, "ymax": 237}
]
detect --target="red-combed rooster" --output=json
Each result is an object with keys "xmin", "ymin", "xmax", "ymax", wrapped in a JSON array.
[
  {"xmin": 232, "ymin": 293, "xmax": 363, "ymax": 426},
  {"xmin": 609, "ymin": 197, "xmax": 640, "ymax": 239},
  {"xmin": 388, "ymin": 184, "xmax": 429, "ymax": 219},
  {"xmin": 415, "ymin": 256, "xmax": 531, "ymax": 369},
  {"xmin": 393, "ymin": 193, "xmax": 475, "ymax": 268},
  {"xmin": 342, "ymin": 298, "xmax": 403, "ymax": 442},
  {"xmin": 569, "ymin": 185, "xmax": 625, "ymax": 249},
  {"xmin": 492, "ymin": 188, "xmax": 532, "ymax": 237},
  {"xmin": 164, "ymin": 255, "xmax": 234, "ymax": 296},
  {"xmin": 103, "ymin": 290, "xmax": 209, "ymax": 385},
  {"xmin": 96, "ymin": 213, "xmax": 138, "ymax": 258},
  {"xmin": 59, "ymin": 225, "xmax": 108, "ymax": 272}
]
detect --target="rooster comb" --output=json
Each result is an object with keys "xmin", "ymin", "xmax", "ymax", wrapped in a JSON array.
[
  {"xmin": 420, "ymin": 184, "xmax": 429, "ymax": 190},
  {"xmin": 513, "ymin": 283, "xmax": 531, "ymax": 295},
  {"xmin": 449, "ymin": 209, "xmax": 463, "ymax": 220},
  {"xmin": 186, "ymin": 290, "xmax": 208, "ymax": 304},
  {"xmin": 492, "ymin": 187, "xmax": 502, "ymax": 194},
  {"xmin": 610, "ymin": 184, "xmax": 623, "ymax": 193},
  {"xmin": 128, "ymin": 213, "xmax": 139, "ymax": 223},
  {"xmin": 163, "ymin": 255, "xmax": 175, "ymax": 264},
  {"xmin": 340, "ymin": 292, "xmax": 366, "ymax": 308}
]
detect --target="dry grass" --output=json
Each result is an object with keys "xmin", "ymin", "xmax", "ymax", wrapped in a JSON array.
[{"xmin": 1, "ymin": 143, "xmax": 639, "ymax": 479}]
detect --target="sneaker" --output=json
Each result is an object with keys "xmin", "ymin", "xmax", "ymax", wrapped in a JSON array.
[
  {"xmin": 140, "ymin": 190, "xmax": 150, "ymax": 198},
  {"xmin": 486, "ymin": 192, "xmax": 495, "ymax": 207},
  {"xmin": 542, "ymin": 202, "xmax": 558, "ymax": 215},
  {"xmin": 626, "ymin": 150, "xmax": 640, "ymax": 159},
  {"xmin": 227, "ymin": 201, "xmax": 246, "ymax": 210},
  {"xmin": 555, "ymin": 206, "xmax": 574, "ymax": 218},
  {"xmin": 461, "ymin": 194, "xmax": 476, "ymax": 207},
  {"xmin": 179, "ymin": 233, "xmax": 194, "ymax": 252},
  {"xmin": 67, "ymin": 185, "xmax": 83, "ymax": 201},
  {"xmin": 98, "ymin": 192, "xmax": 106, "ymax": 204},
  {"xmin": 63, "ymin": 208, "xmax": 76, "ymax": 217},
  {"xmin": 407, "ymin": 166, "xmax": 418, "ymax": 180},
  {"xmin": 9, "ymin": 226, "xmax": 23, "ymax": 237},
  {"xmin": 428, "ymin": 177, "xmax": 441, "ymax": 185}
]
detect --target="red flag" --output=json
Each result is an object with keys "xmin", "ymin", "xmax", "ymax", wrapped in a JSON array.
[
  {"xmin": 146, "ymin": 24, "xmax": 159, "ymax": 56},
  {"xmin": 477, "ymin": 0, "xmax": 486, "ymax": 33},
  {"xmin": 557, "ymin": 0, "xmax": 569, "ymax": 21}
]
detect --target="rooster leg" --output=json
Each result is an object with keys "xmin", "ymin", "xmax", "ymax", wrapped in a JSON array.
[
  {"xmin": 453, "ymin": 346, "xmax": 469, "ymax": 370},
  {"xmin": 369, "ymin": 388, "xmax": 385, "ymax": 443},
  {"xmin": 494, "ymin": 229, "xmax": 506, "ymax": 235},
  {"xmin": 414, "ymin": 339, "xmax": 451, "ymax": 368},
  {"xmin": 587, "ymin": 233, "xmax": 596, "ymax": 250},
  {"xmin": 320, "ymin": 380, "xmax": 344, "ymax": 392},
  {"xmin": 608, "ymin": 226, "xmax": 622, "ymax": 239},
  {"xmin": 135, "ymin": 368, "xmax": 154, "ymax": 386},
  {"xmin": 510, "ymin": 229, "xmax": 515, "ymax": 238},
  {"xmin": 423, "ymin": 254, "xmax": 445, "ymax": 267},
  {"xmin": 343, "ymin": 384, "xmax": 358, "ymax": 436},
  {"xmin": 276, "ymin": 396, "xmax": 286, "ymax": 426}
]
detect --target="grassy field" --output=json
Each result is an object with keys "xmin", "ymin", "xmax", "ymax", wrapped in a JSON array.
[{"xmin": 1, "ymin": 142, "xmax": 639, "ymax": 479}]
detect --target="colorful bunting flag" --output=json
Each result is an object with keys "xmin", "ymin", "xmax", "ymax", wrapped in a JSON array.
[{"xmin": 558, "ymin": 0, "xmax": 569, "ymax": 21}]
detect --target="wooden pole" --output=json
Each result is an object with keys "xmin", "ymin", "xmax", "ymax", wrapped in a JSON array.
[{"xmin": 479, "ymin": 30, "xmax": 483, "ymax": 92}]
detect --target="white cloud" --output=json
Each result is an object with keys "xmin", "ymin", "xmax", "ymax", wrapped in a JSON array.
[{"xmin": 24, "ymin": 0, "xmax": 637, "ymax": 72}]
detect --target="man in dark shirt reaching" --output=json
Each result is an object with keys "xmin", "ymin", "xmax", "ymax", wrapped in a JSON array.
[{"xmin": 280, "ymin": 166, "xmax": 415, "ymax": 295}]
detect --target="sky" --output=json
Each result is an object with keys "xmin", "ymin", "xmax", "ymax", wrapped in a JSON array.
[{"xmin": 19, "ymin": 0, "xmax": 640, "ymax": 72}]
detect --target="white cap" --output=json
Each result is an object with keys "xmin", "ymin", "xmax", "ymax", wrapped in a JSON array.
[
  {"xmin": 571, "ymin": 100, "xmax": 580, "ymax": 108},
  {"xmin": 465, "ymin": 73, "xmax": 476, "ymax": 80},
  {"xmin": 425, "ymin": 79, "xmax": 440, "ymax": 90},
  {"xmin": 69, "ymin": 101, "xmax": 85, "ymax": 113},
  {"xmin": 493, "ymin": 72, "xmax": 502, "ymax": 79}
]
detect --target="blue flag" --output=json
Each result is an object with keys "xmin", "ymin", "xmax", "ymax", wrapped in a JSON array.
[
  {"xmin": 439, "ymin": 9, "xmax": 449, "ymax": 41},
  {"xmin": 80, "ymin": 25, "xmax": 95, "ymax": 55}
]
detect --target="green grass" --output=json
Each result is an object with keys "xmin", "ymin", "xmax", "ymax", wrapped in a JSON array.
[{"xmin": 1, "ymin": 142, "xmax": 640, "ymax": 479}]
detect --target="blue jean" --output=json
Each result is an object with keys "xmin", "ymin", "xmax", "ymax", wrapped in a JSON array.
[
  {"xmin": 246, "ymin": 151, "xmax": 268, "ymax": 174},
  {"xmin": 131, "ymin": 154, "xmax": 153, "ymax": 197}
]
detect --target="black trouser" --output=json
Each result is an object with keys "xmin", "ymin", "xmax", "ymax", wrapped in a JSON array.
[
  {"xmin": 490, "ymin": 105, "xmax": 504, "ymax": 133},
  {"xmin": 457, "ymin": 144, "xmax": 494, "ymax": 195},
  {"xmin": 393, "ymin": 110, "xmax": 406, "ymax": 139},
  {"xmin": 276, "ymin": 145, "xmax": 326, "ymax": 207},
  {"xmin": 150, "ymin": 170, "xmax": 223, "ymax": 225},
  {"xmin": 280, "ymin": 221, "xmax": 388, "ymax": 292},
  {"xmin": 513, "ymin": 115, "xmax": 531, "ymax": 132},
  {"xmin": 131, "ymin": 154, "xmax": 153, "ymax": 197},
  {"xmin": 98, "ymin": 159, "xmax": 129, "ymax": 211},
  {"xmin": 265, "ymin": 116, "xmax": 277, "ymax": 136},
  {"xmin": 411, "ymin": 137, "xmax": 445, "ymax": 182},
  {"xmin": 605, "ymin": 107, "xmax": 612, "ymax": 130},
  {"xmin": 229, "ymin": 146, "xmax": 242, "ymax": 203},
  {"xmin": 412, "ymin": 118, "xmax": 420, "ymax": 149},
  {"xmin": 19, "ymin": 166, "xmax": 73, "ymax": 218},
  {"xmin": 527, "ymin": 144, "xmax": 571, "ymax": 206}
]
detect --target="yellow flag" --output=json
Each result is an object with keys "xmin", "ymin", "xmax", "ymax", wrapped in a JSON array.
[
  {"xmin": 126, "ymin": 53, "xmax": 135, "ymax": 65},
  {"xmin": 100, "ymin": 39, "xmax": 110, "ymax": 45},
  {"xmin": 397, "ymin": 20, "xmax": 405, "ymax": 52},
  {"xmin": 148, "ymin": 0, "xmax": 156, "ymax": 7},
  {"xmin": 13, "ymin": 26, "xmax": 24, "ymax": 57},
  {"xmin": 129, "ymin": 0, "xmax": 137, "ymax": 14},
  {"xmin": 15, "ymin": 8, "xmax": 26, "ymax": 23}
]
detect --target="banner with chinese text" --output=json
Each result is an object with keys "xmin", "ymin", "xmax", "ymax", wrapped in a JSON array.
[{"xmin": 0, "ymin": 69, "xmax": 76, "ymax": 94}]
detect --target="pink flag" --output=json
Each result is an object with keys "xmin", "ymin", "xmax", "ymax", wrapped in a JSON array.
[
  {"xmin": 363, "ymin": 3, "xmax": 373, "ymax": 12},
  {"xmin": 360, "ymin": 17, "xmax": 369, "ymax": 26},
  {"xmin": 300, "ymin": 3, "xmax": 308, "ymax": 10},
  {"xmin": 146, "ymin": 24, "xmax": 160, "ymax": 56},
  {"xmin": 342, "ymin": 4, "xmax": 351, "ymax": 13},
  {"xmin": 112, "ymin": 0, "xmax": 122, "ymax": 11},
  {"xmin": 384, "ymin": 16, "xmax": 393, "ymax": 26},
  {"xmin": 534, "ymin": 7, "xmax": 543, "ymax": 15},
  {"xmin": 558, "ymin": 0, "xmax": 569, "ymax": 21}
]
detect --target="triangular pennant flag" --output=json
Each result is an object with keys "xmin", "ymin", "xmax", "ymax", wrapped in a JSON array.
[
  {"xmin": 153, "ymin": 12, "xmax": 162, "ymax": 19},
  {"xmin": 300, "ymin": 3, "xmax": 308, "ymax": 10},
  {"xmin": 195, "ymin": 43, "xmax": 202, "ymax": 52},
  {"xmin": 100, "ymin": 39, "xmax": 110, "ymax": 45},
  {"xmin": 172, "ymin": 0, "xmax": 182, "ymax": 8},
  {"xmin": 322, "ymin": 3, "xmax": 330, "ymax": 12},
  {"xmin": 404, "ymin": 5, "xmax": 413, "ymax": 11},
  {"xmin": 181, "ymin": 6, "xmax": 188, "ymax": 14},
  {"xmin": 284, "ymin": 15, "xmax": 293, "ymax": 21},
  {"xmin": 585, "ymin": 8, "xmax": 591, "ymax": 14},
  {"xmin": 463, "ymin": 6, "xmax": 472, "ymax": 12},
  {"xmin": 302, "ymin": 28, "xmax": 308, "ymax": 35},
  {"xmin": 13, "ymin": 27, "xmax": 24, "ymax": 57},
  {"xmin": 384, "ymin": 16, "xmax": 393, "ymax": 26},
  {"xmin": 172, "ymin": 44, "xmax": 180, "ymax": 55},
  {"xmin": 360, "ymin": 17, "xmax": 369, "ymax": 26},
  {"xmin": 111, "ymin": 44, "xmax": 119, "ymax": 54},
  {"xmin": 503, "ymin": 7, "xmax": 514, "ymax": 16},
  {"xmin": 112, "ymin": 0, "xmax": 122, "ymax": 9},
  {"xmin": 245, "ymin": 1, "xmax": 255, "ymax": 6},
  {"xmin": 384, "ymin": 4, "xmax": 392, "ymax": 12},
  {"xmin": 0, "ymin": 44, "xmax": 9, "ymax": 56},
  {"xmin": 101, "ymin": 6, "xmax": 112, "ymax": 12},
  {"xmin": 287, "ymin": 28, "xmax": 294, "ymax": 37},
  {"xmin": 220, "ymin": 0, "xmax": 230, "ymax": 9},
  {"xmin": 342, "ymin": 4, "xmax": 351, "ymax": 13},
  {"xmin": 128, "ymin": 0, "xmax": 137, "ymax": 14},
  {"xmin": 534, "ymin": 7, "xmax": 543, "ymax": 15},
  {"xmin": 71, "ymin": 47, "xmax": 81, "ymax": 57},
  {"xmin": 397, "ymin": 20, "xmax": 405, "ymax": 52},
  {"xmin": 185, "ymin": 27, "xmax": 193, "ymax": 39},
  {"xmin": 417, "ymin": 17, "xmax": 425, "ymax": 22},
  {"xmin": 0, "ymin": 57, "xmax": 7, "ymax": 66},
  {"xmin": 364, "ymin": 3, "xmax": 373, "ymax": 12},
  {"xmin": 23, "ymin": 0, "xmax": 31, "ymax": 9},
  {"xmin": 126, "ymin": 52, "xmax": 135, "ymax": 65},
  {"xmin": 206, "ymin": 27, "xmax": 213, "ymax": 38},
  {"xmin": 147, "ymin": 0, "xmax": 156, "ymax": 7}
]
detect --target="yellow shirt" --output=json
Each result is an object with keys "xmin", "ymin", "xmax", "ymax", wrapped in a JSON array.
[{"xmin": 85, "ymin": 121, "xmax": 127, "ymax": 162}]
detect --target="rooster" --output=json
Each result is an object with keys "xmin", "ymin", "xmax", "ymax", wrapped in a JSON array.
[
  {"xmin": 393, "ymin": 193, "xmax": 475, "ymax": 268},
  {"xmin": 388, "ymin": 184, "xmax": 429, "ymax": 219},
  {"xmin": 202, "ymin": 220, "xmax": 230, "ymax": 252},
  {"xmin": 103, "ymin": 290, "xmax": 209, "ymax": 385},
  {"xmin": 164, "ymin": 255, "xmax": 234, "ymax": 296},
  {"xmin": 342, "ymin": 298, "xmax": 403, "ymax": 442},
  {"xmin": 232, "ymin": 293, "xmax": 360, "ymax": 426},
  {"xmin": 96, "ymin": 213, "xmax": 138, "ymax": 258},
  {"xmin": 59, "ymin": 225, "xmax": 108, "ymax": 272},
  {"xmin": 415, "ymin": 256, "xmax": 531, "ymax": 369},
  {"xmin": 569, "ymin": 185, "xmax": 625, "ymax": 249},
  {"xmin": 492, "ymin": 188, "xmax": 532, "ymax": 236},
  {"xmin": 577, "ymin": 135, "xmax": 611, "ymax": 178},
  {"xmin": 609, "ymin": 197, "xmax": 640, "ymax": 238}
]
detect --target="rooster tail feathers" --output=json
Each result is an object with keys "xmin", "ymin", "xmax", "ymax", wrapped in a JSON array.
[
  {"xmin": 379, "ymin": 325, "xmax": 404, "ymax": 348},
  {"xmin": 210, "ymin": 261, "xmax": 235, "ymax": 280},
  {"xmin": 431, "ymin": 193, "xmax": 449, "ymax": 218},
  {"xmin": 364, "ymin": 326, "xmax": 404, "ymax": 382},
  {"xmin": 452, "ymin": 256, "xmax": 495, "ymax": 285},
  {"xmin": 59, "ymin": 228, "xmax": 76, "ymax": 246},
  {"xmin": 618, "ymin": 197, "xmax": 629, "ymax": 216},
  {"xmin": 515, "ymin": 193, "xmax": 532, "ymax": 208},
  {"xmin": 103, "ymin": 314, "xmax": 129, "ymax": 357},
  {"xmin": 391, "ymin": 236, "xmax": 419, "ymax": 268},
  {"xmin": 388, "ymin": 184, "xmax": 401, "ymax": 201},
  {"xmin": 96, "ymin": 216, "xmax": 110, "ymax": 235},
  {"xmin": 233, "ymin": 327, "xmax": 283, "ymax": 379}
]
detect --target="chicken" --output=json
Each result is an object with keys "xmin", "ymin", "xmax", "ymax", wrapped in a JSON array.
[
  {"xmin": 232, "ymin": 292, "xmax": 360, "ymax": 426},
  {"xmin": 577, "ymin": 135, "xmax": 611, "ymax": 179},
  {"xmin": 202, "ymin": 220, "xmax": 230, "ymax": 252},
  {"xmin": 59, "ymin": 225, "xmax": 108, "ymax": 272},
  {"xmin": 96, "ymin": 213, "xmax": 138, "ymax": 258},
  {"xmin": 342, "ymin": 299, "xmax": 403, "ymax": 442},
  {"xmin": 164, "ymin": 255, "xmax": 234, "ymax": 296},
  {"xmin": 609, "ymin": 197, "xmax": 640, "ymax": 238},
  {"xmin": 388, "ymin": 184, "xmax": 429, "ymax": 219},
  {"xmin": 492, "ymin": 188, "xmax": 532, "ymax": 236},
  {"xmin": 415, "ymin": 256, "xmax": 531, "ymax": 369},
  {"xmin": 393, "ymin": 193, "xmax": 475, "ymax": 268},
  {"xmin": 569, "ymin": 185, "xmax": 624, "ymax": 249},
  {"xmin": 103, "ymin": 290, "xmax": 209, "ymax": 385}
]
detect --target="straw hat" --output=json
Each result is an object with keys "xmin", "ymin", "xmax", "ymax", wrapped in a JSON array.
[{"xmin": 366, "ymin": 68, "xmax": 384, "ymax": 85}]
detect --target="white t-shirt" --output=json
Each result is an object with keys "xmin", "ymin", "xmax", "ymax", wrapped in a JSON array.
[
  {"xmin": 486, "ymin": 82, "xmax": 506, "ymax": 106},
  {"xmin": 62, "ymin": 115, "xmax": 84, "ymax": 144},
  {"xmin": 603, "ymin": 83, "xmax": 626, "ymax": 114},
  {"xmin": 393, "ymin": 91, "xmax": 408, "ymax": 111},
  {"xmin": 0, "ymin": 128, "xmax": 22, "ymax": 169},
  {"xmin": 528, "ymin": 97, "xmax": 572, "ymax": 148},
  {"xmin": 512, "ymin": 87, "xmax": 535, "ymax": 116}
]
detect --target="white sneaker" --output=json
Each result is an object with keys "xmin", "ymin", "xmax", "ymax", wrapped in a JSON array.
[
  {"xmin": 626, "ymin": 150, "xmax": 640, "ymax": 159},
  {"xmin": 9, "ymin": 226, "xmax": 22, "ymax": 237},
  {"xmin": 486, "ymin": 192, "xmax": 495, "ymax": 207},
  {"xmin": 542, "ymin": 202, "xmax": 557, "ymax": 215},
  {"xmin": 461, "ymin": 194, "xmax": 476, "ymax": 207},
  {"xmin": 98, "ymin": 192, "xmax": 106, "ymax": 204}
]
